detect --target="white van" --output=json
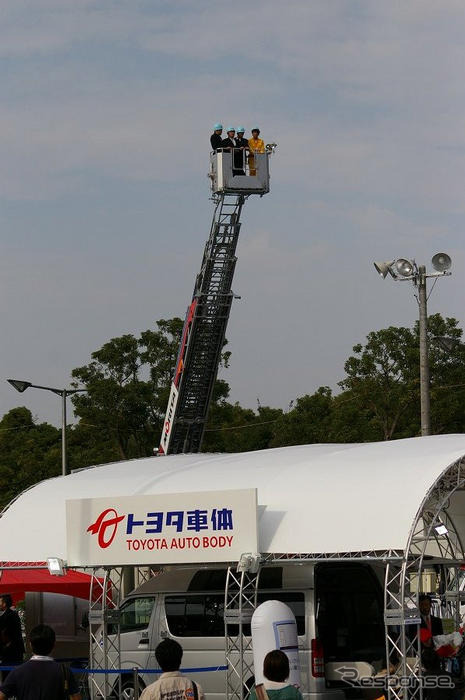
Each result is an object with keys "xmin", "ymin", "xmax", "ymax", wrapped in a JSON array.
[{"xmin": 94, "ymin": 562, "xmax": 385, "ymax": 700}]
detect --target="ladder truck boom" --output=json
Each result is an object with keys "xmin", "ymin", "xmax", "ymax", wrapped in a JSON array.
[{"xmin": 158, "ymin": 148, "xmax": 273, "ymax": 455}]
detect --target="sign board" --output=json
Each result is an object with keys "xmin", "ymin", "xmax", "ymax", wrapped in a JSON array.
[{"xmin": 66, "ymin": 488, "xmax": 258, "ymax": 566}]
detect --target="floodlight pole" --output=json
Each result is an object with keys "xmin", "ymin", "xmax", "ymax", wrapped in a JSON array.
[
  {"xmin": 374, "ymin": 253, "xmax": 452, "ymax": 439},
  {"xmin": 417, "ymin": 266, "xmax": 431, "ymax": 436}
]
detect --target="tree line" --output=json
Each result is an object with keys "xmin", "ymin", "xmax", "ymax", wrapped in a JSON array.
[{"xmin": 1, "ymin": 313, "xmax": 464, "ymax": 510}]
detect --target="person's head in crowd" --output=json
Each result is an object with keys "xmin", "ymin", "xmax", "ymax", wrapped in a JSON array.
[
  {"xmin": 226, "ymin": 126, "xmax": 235, "ymax": 140},
  {"xmin": 251, "ymin": 127, "xmax": 261, "ymax": 138},
  {"xmin": 419, "ymin": 593, "xmax": 432, "ymax": 616},
  {"xmin": 263, "ymin": 649, "xmax": 290, "ymax": 683},
  {"xmin": 213, "ymin": 123, "xmax": 223, "ymax": 135},
  {"xmin": 0, "ymin": 594, "xmax": 13, "ymax": 611},
  {"xmin": 155, "ymin": 638, "xmax": 183, "ymax": 672},
  {"xmin": 29, "ymin": 625, "xmax": 56, "ymax": 656},
  {"xmin": 237, "ymin": 127, "xmax": 246, "ymax": 138}
]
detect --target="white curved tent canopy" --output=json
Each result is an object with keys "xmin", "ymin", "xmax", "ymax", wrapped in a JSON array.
[{"xmin": 3, "ymin": 434, "xmax": 465, "ymax": 563}]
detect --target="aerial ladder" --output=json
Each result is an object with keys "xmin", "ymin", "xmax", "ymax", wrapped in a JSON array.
[{"xmin": 158, "ymin": 145, "xmax": 275, "ymax": 455}]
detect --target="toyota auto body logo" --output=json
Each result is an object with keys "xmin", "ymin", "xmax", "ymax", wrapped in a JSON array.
[{"xmin": 87, "ymin": 508, "xmax": 125, "ymax": 549}]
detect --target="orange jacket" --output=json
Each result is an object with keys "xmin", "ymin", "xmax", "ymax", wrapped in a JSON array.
[{"xmin": 248, "ymin": 137, "xmax": 265, "ymax": 154}]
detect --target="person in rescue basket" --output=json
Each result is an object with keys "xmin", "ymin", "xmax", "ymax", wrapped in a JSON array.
[
  {"xmin": 222, "ymin": 126, "xmax": 242, "ymax": 176},
  {"xmin": 210, "ymin": 123, "xmax": 223, "ymax": 150},
  {"xmin": 140, "ymin": 639, "xmax": 204, "ymax": 700},
  {"xmin": 250, "ymin": 650, "xmax": 303, "ymax": 700},
  {"xmin": 234, "ymin": 126, "xmax": 248, "ymax": 175},
  {"xmin": 248, "ymin": 126, "xmax": 265, "ymax": 175}
]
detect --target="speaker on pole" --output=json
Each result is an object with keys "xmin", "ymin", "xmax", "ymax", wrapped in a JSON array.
[{"xmin": 431, "ymin": 252, "xmax": 452, "ymax": 272}]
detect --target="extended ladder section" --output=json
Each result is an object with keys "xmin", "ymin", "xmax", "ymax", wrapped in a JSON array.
[
  {"xmin": 159, "ymin": 193, "xmax": 245, "ymax": 454},
  {"xmin": 158, "ymin": 148, "xmax": 273, "ymax": 455}
]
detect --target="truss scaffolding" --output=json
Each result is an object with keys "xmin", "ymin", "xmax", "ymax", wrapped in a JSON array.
[
  {"xmin": 88, "ymin": 567, "xmax": 123, "ymax": 700},
  {"xmin": 84, "ymin": 455, "xmax": 465, "ymax": 700}
]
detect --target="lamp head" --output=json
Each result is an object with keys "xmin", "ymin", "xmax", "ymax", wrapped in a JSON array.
[
  {"xmin": 47, "ymin": 557, "xmax": 65, "ymax": 576},
  {"xmin": 394, "ymin": 258, "xmax": 415, "ymax": 277},
  {"xmin": 373, "ymin": 260, "xmax": 395, "ymax": 279},
  {"xmin": 432, "ymin": 252, "xmax": 452, "ymax": 272},
  {"xmin": 7, "ymin": 379, "xmax": 32, "ymax": 393}
]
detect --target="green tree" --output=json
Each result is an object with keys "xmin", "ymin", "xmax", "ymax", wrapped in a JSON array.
[
  {"xmin": 71, "ymin": 318, "xmax": 232, "ymax": 463},
  {"xmin": 427, "ymin": 314, "xmax": 465, "ymax": 434},
  {"xmin": 203, "ymin": 403, "xmax": 283, "ymax": 452},
  {"xmin": 271, "ymin": 314, "xmax": 465, "ymax": 447},
  {"xmin": 270, "ymin": 388, "xmax": 334, "ymax": 447},
  {"xmin": 339, "ymin": 313, "xmax": 465, "ymax": 440},
  {"xmin": 71, "ymin": 320, "xmax": 184, "ymax": 461},
  {"xmin": 0, "ymin": 408, "xmax": 61, "ymax": 509}
]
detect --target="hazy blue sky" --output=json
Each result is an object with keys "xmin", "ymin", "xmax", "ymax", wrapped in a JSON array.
[{"xmin": 2, "ymin": 0, "xmax": 465, "ymax": 427}]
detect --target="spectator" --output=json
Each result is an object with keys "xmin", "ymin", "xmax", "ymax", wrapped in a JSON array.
[
  {"xmin": 250, "ymin": 650, "xmax": 302, "ymax": 700},
  {"xmin": 0, "ymin": 595, "xmax": 24, "ymax": 670},
  {"xmin": 0, "ymin": 629, "xmax": 19, "ymax": 680},
  {"xmin": 0, "ymin": 624, "xmax": 80, "ymax": 700},
  {"xmin": 140, "ymin": 638, "xmax": 204, "ymax": 700}
]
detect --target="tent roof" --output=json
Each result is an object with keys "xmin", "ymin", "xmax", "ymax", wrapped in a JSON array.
[
  {"xmin": 0, "ymin": 563, "xmax": 97, "ymax": 604},
  {"xmin": 2, "ymin": 435, "xmax": 465, "ymax": 563}
]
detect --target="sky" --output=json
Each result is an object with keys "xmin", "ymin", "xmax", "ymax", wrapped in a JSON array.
[{"xmin": 2, "ymin": 0, "xmax": 465, "ymax": 428}]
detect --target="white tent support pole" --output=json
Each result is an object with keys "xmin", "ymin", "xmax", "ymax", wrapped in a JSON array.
[
  {"xmin": 225, "ymin": 563, "xmax": 261, "ymax": 700},
  {"xmin": 89, "ymin": 567, "xmax": 123, "ymax": 700}
]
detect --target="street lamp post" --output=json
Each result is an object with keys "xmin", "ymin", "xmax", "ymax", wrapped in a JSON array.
[
  {"xmin": 7, "ymin": 380, "xmax": 87, "ymax": 476},
  {"xmin": 373, "ymin": 253, "xmax": 452, "ymax": 437}
]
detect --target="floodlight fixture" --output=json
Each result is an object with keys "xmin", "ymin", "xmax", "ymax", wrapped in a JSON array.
[
  {"xmin": 373, "ymin": 252, "xmax": 452, "ymax": 437},
  {"xmin": 47, "ymin": 557, "xmax": 65, "ymax": 576},
  {"xmin": 432, "ymin": 252, "xmax": 452, "ymax": 273},
  {"xmin": 434, "ymin": 523, "xmax": 448, "ymax": 536},
  {"xmin": 237, "ymin": 553, "xmax": 261, "ymax": 573},
  {"xmin": 7, "ymin": 379, "xmax": 32, "ymax": 393},
  {"xmin": 373, "ymin": 260, "xmax": 395, "ymax": 279},
  {"xmin": 394, "ymin": 258, "xmax": 415, "ymax": 278}
]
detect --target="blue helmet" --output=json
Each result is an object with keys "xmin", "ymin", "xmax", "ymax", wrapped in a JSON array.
[
  {"xmin": 226, "ymin": 126, "xmax": 235, "ymax": 132},
  {"xmin": 213, "ymin": 123, "xmax": 223, "ymax": 131},
  {"xmin": 237, "ymin": 126, "xmax": 245, "ymax": 133}
]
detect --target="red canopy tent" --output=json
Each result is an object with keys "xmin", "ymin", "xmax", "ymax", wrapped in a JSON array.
[{"xmin": 0, "ymin": 563, "xmax": 101, "ymax": 605}]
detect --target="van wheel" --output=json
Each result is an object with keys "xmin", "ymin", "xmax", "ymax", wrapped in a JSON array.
[{"xmin": 121, "ymin": 678, "xmax": 146, "ymax": 699}]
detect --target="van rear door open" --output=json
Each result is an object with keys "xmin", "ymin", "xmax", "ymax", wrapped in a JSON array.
[{"xmin": 316, "ymin": 563, "xmax": 385, "ymax": 683}]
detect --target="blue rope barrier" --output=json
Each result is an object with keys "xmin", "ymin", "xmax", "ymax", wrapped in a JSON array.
[
  {"xmin": 75, "ymin": 665, "xmax": 229, "ymax": 675},
  {"xmin": 0, "ymin": 663, "xmax": 228, "ymax": 674}
]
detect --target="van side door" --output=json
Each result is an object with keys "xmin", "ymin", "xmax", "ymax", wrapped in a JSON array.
[
  {"xmin": 118, "ymin": 595, "xmax": 157, "ymax": 661},
  {"xmin": 160, "ymin": 593, "xmax": 226, "ymax": 699}
]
